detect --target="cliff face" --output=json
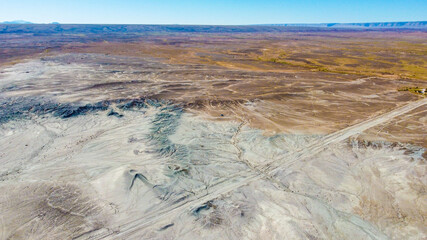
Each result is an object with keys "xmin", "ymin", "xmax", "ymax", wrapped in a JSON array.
[
  {"xmin": 327, "ymin": 21, "xmax": 427, "ymax": 28},
  {"xmin": 0, "ymin": 21, "xmax": 426, "ymax": 35},
  {"xmin": 265, "ymin": 21, "xmax": 427, "ymax": 29}
]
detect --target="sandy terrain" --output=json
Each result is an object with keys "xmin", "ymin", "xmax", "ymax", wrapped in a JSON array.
[
  {"xmin": 0, "ymin": 54, "xmax": 423, "ymax": 134},
  {"xmin": 0, "ymin": 98, "xmax": 425, "ymax": 239},
  {"xmin": 0, "ymin": 26, "xmax": 426, "ymax": 240}
]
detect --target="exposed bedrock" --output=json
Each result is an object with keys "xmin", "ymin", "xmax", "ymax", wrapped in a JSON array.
[
  {"xmin": 0, "ymin": 53, "xmax": 426, "ymax": 239},
  {"xmin": 0, "ymin": 101, "xmax": 425, "ymax": 239}
]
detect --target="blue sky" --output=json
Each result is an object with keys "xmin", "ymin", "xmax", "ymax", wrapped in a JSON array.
[{"xmin": 0, "ymin": 0, "xmax": 426, "ymax": 24}]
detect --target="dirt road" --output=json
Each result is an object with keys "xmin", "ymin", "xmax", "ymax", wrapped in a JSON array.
[{"xmin": 86, "ymin": 97, "xmax": 427, "ymax": 240}]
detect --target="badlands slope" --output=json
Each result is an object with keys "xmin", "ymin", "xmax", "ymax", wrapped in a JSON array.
[{"xmin": 0, "ymin": 51, "xmax": 426, "ymax": 240}]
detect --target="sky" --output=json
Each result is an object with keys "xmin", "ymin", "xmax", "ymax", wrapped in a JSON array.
[{"xmin": 0, "ymin": 0, "xmax": 426, "ymax": 25}]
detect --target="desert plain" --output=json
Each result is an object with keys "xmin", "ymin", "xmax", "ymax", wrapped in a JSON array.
[{"xmin": 0, "ymin": 24, "xmax": 426, "ymax": 239}]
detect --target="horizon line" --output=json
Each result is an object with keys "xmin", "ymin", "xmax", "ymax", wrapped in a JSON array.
[{"xmin": 1, "ymin": 20, "xmax": 426, "ymax": 26}]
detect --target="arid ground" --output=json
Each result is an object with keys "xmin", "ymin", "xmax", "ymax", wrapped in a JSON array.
[{"xmin": 0, "ymin": 25, "xmax": 426, "ymax": 240}]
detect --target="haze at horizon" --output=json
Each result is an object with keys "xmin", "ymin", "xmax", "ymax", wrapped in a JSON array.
[{"xmin": 0, "ymin": 0, "xmax": 426, "ymax": 25}]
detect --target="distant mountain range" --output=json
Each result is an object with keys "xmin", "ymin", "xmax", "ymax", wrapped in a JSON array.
[
  {"xmin": 262, "ymin": 21, "xmax": 427, "ymax": 29},
  {"xmin": 0, "ymin": 20, "xmax": 33, "ymax": 24},
  {"xmin": 0, "ymin": 21, "xmax": 425, "ymax": 32}
]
